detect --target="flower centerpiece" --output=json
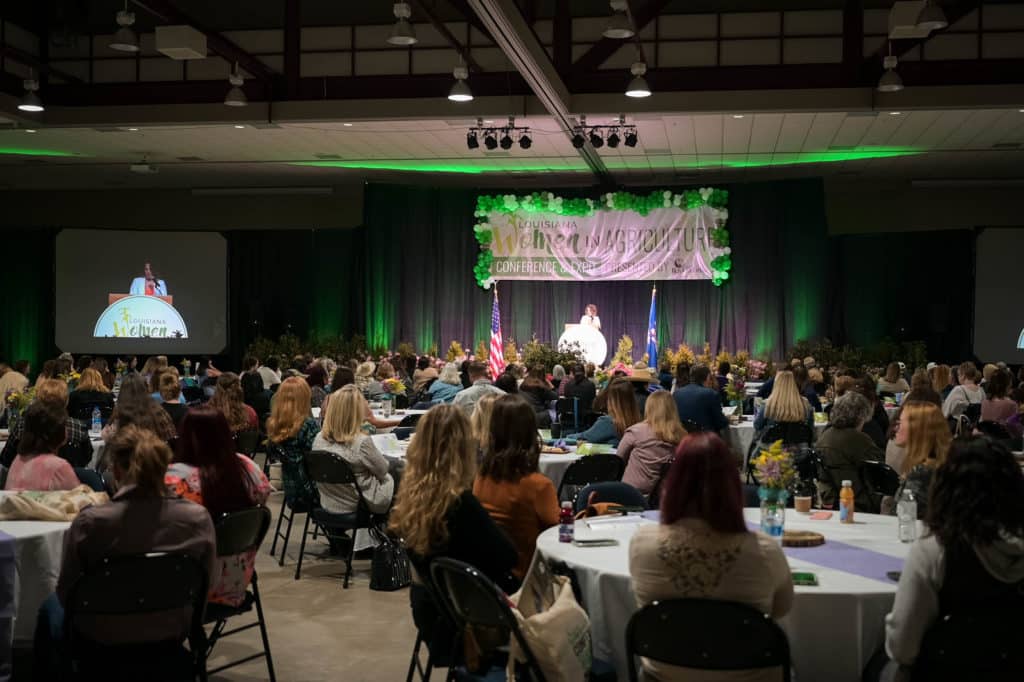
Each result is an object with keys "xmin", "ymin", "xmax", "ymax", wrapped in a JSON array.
[
  {"xmin": 725, "ymin": 368, "xmax": 746, "ymax": 406},
  {"xmin": 6, "ymin": 386, "xmax": 35, "ymax": 415},
  {"xmin": 753, "ymin": 440, "xmax": 796, "ymax": 539},
  {"xmin": 747, "ymin": 359, "xmax": 768, "ymax": 381},
  {"xmin": 382, "ymin": 377, "xmax": 406, "ymax": 396}
]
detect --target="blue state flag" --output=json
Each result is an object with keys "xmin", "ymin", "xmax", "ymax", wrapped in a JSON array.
[{"xmin": 646, "ymin": 286, "xmax": 658, "ymax": 368}]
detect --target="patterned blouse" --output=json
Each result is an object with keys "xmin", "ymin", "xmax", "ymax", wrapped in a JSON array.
[
  {"xmin": 268, "ymin": 418, "xmax": 321, "ymax": 506},
  {"xmin": 164, "ymin": 454, "xmax": 272, "ymax": 606}
]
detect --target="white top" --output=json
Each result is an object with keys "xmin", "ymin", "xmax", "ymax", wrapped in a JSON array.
[
  {"xmin": 579, "ymin": 314, "xmax": 601, "ymax": 330},
  {"xmin": 128, "ymin": 277, "xmax": 168, "ymax": 295}
]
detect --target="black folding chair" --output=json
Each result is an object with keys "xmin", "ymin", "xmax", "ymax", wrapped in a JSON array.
[
  {"xmin": 975, "ymin": 420, "xmax": 1014, "ymax": 442},
  {"xmin": 235, "ymin": 430, "xmax": 262, "ymax": 459},
  {"xmin": 645, "ymin": 459, "xmax": 674, "ymax": 509},
  {"xmin": 63, "ymin": 553, "xmax": 208, "ymax": 682},
  {"xmin": 626, "ymin": 599, "xmax": 791, "ymax": 682},
  {"xmin": 557, "ymin": 454, "xmax": 626, "ymax": 504},
  {"xmin": 268, "ymin": 495, "xmax": 314, "ymax": 571},
  {"xmin": 430, "ymin": 558, "xmax": 545, "ymax": 682},
  {"xmin": 913, "ymin": 600, "xmax": 1024, "ymax": 681},
  {"xmin": 397, "ymin": 413, "xmax": 423, "ymax": 429},
  {"xmin": 205, "ymin": 507, "xmax": 276, "ymax": 681},
  {"xmin": 746, "ymin": 422, "xmax": 815, "ymax": 484},
  {"xmin": 681, "ymin": 418, "xmax": 705, "ymax": 433},
  {"xmin": 300, "ymin": 450, "xmax": 386, "ymax": 587},
  {"xmin": 73, "ymin": 467, "xmax": 106, "ymax": 492},
  {"xmin": 556, "ymin": 396, "xmax": 581, "ymax": 433},
  {"xmin": 858, "ymin": 460, "xmax": 900, "ymax": 514},
  {"xmin": 405, "ymin": 561, "xmax": 460, "ymax": 682}
]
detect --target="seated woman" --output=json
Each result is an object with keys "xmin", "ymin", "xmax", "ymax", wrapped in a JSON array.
[
  {"xmin": 617, "ymin": 390, "xmax": 685, "ymax": 498},
  {"xmin": 519, "ymin": 364, "xmax": 558, "ymax": 428},
  {"xmin": 471, "ymin": 392, "xmax": 500, "ymax": 456},
  {"xmin": 1, "ymin": 379, "xmax": 94, "ymax": 469},
  {"xmin": 267, "ymin": 377, "xmax": 321, "ymax": 508},
  {"xmin": 209, "ymin": 372, "xmax": 258, "ymax": 434},
  {"xmin": 411, "ymin": 356, "xmax": 438, "ymax": 395},
  {"xmin": 427, "ymin": 363, "xmax": 463, "ymax": 404},
  {"xmin": 885, "ymin": 437, "xmax": 1024, "ymax": 678},
  {"xmin": 942, "ymin": 362, "xmax": 985, "ymax": 420},
  {"xmin": 853, "ymin": 377, "xmax": 890, "ymax": 449},
  {"xmin": 165, "ymin": 407, "xmax": 271, "ymax": 606},
  {"xmin": 571, "ymin": 378, "xmax": 640, "ymax": 447},
  {"xmin": 473, "ymin": 394, "xmax": 560, "ymax": 579},
  {"xmin": 4, "ymin": 401, "xmax": 79, "ymax": 491},
  {"xmin": 890, "ymin": 401, "xmax": 951, "ymax": 519},
  {"xmin": 312, "ymin": 385, "xmax": 396, "ymax": 516},
  {"xmin": 305, "ymin": 363, "xmax": 330, "ymax": 409},
  {"xmin": 159, "ymin": 371, "xmax": 189, "ymax": 428},
  {"xmin": 817, "ymin": 391, "xmax": 882, "ymax": 511},
  {"xmin": 101, "ymin": 373, "xmax": 177, "ymax": 443},
  {"xmin": 355, "ymin": 361, "xmax": 386, "ymax": 400},
  {"xmin": 390, "ymin": 405, "xmax": 518, "ymax": 664},
  {"xmin": 241, "ymin": 371, "xmax": 272, "ymax": 424},
  {"xmin": 323, "ymin": 367, "xmax": 401, "ymax": 431},
  {"xmin": 629, "ymin": 432, "xmax": 793, "ymax": 682},
  {"xmin": 980, "ymin": 369, "xmax": 1016, "ymax": 427},
  {"xmin": 66, "ymin": 368, "xmax": 115, "ymax": 423},
  {"xmin": 35, "ymin": 426, "xmax": 216, "ymax": 677},
  {"xmin": 929, "ymin": 364, "xmax": 953, "ymax": 401},
  {"xmin": 877, "ymin": 362, "xmax": 910, "ymax": 396},
  {"xmin": 791, "ymin": 364, "xmax": 822, "ymax": 413},
  {"xmin": 754, "ymin": 369, "xmax": 814, "ymax": 434}
]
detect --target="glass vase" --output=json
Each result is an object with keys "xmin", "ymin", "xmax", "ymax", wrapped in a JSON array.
[{"xmin": 759, "ymin": 487, "xmax": 788, "ymax": 540}]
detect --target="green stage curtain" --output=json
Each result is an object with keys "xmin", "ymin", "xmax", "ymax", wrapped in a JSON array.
[{"xmin": 0, "ymin": 228, "xmax": 56, "ymax": 370}]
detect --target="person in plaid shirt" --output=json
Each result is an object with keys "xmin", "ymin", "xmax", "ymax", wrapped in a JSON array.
[{"xmin": 1, "ymin": 379, "xmax": 94, "ymax": 468}]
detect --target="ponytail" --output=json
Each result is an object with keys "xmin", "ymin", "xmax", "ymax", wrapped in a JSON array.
[{"xmin": 107, "ymin": 425, "xmax": 172, "ymax": 495}]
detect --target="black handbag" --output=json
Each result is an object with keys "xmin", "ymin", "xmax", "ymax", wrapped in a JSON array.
[{"xmin": 369, "ymin": 529, "xmax": 411, "ymax": 592}]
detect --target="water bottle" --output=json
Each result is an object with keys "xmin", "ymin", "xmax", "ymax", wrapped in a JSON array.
[
  {"xmin": 90, "ymin": 406, "xmax": 102, "ymax": 435},
  {"xmin": 897, "ymin": 488, "xmax": 918, "ymax": 543},
  {"xmin": 839, "ymin": 479, "xmax": 855, "ymax": 524},
  {"xmin": 558, "ymin": 501, "xmax": 575, "ymax": 543}
]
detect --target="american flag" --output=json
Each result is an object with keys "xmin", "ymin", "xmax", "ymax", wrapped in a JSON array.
[{"xmin": 489, "ymin": 287, "xmax": 506, "ymax": 379}]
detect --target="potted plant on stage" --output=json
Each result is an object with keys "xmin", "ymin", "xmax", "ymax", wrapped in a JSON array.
[{"xmin": 753, "ymin": 440, "xmax": 796, "ymax": 540}]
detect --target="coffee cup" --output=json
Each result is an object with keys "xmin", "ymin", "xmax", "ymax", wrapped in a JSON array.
[{"xmin": 794, "ymin": 496, "xmax": 813, "ymax": 513}]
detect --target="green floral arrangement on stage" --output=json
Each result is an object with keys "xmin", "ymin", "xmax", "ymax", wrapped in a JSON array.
[{"xmin": 472, "ymin": 188, "xmax": 732, "ymax": 289}]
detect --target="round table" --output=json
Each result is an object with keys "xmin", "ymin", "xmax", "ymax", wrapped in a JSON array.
[
  {"xmin": 538, "ymin": 451, "xmax": 583, "ymax": 491},
  {"xmin": 536, "ymin": 509, "xmax": 909, "ymax": 682},
  {"xmin": 725, "ymin": 418, "xmax": 828, "ymax": 464},
  {"xmin": 4, "ymin": 519, "xmax": 71, "ymax": 646}
]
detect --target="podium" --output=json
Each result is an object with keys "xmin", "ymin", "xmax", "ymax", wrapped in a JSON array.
[
  {"xmin": 109, "ymin": 293, "xmax": 173, "ymax": 306},
  {"xmin": 559, "ymin": 323, "xmax": 607, "ymax": 366}
]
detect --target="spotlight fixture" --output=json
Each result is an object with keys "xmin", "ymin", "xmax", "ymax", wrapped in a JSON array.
[
  {"xmin": 388, "ymin": 2, "xmax": 417, "ymax": 46},
  {"xmin": 877, "ymin": 53, "xmax": 904, "ymax": 93},
  {"xmin": 500, "ymin": 131, "xmax": 514, "ymax": 149},
  {"xmin": 483, "ymin": 129, "xmax": 498, "ymax": 150},
  {"xmin": 572, "ymin": 132, "xmax": 586, "ymax": 148},
  {"xmin": 465, "ymin": 118, "xmax": 533, "ymax": 153},
  {"xmin": 519, "ymin": 132, "xmax": 532, "ymax": 149},
  {"xmin": 17, "ymin": 77, "xmax": 43, "ymax": 113},
  {"xmin": 569, "ymin": 114, "xmax": 639, "ymax": 150},
  {"xmin": 224, "ymin": 63, "xmax": 247, "ymax": 107},
  {"xmin": 448, "ymin": 64, "xmax": 473, "ymax": 102},
  {"xmin": 603, "ymin": 0, "xmax": 635, "ymax": 39},
  {"xmin": 606, "ymin": 129, "xmax": 620, "ymax": 148},
  {"xmin": 467, "ymin": 130, "xmax": 479, "ymax": 150},
  {"xmin": 624, "ymin": 129, "xmax": 638, "ymax": 147},
  {"xmin": 589, "ymin": 130, "xmax": 604, "ymax": 148},
  {"xmin": 916, "ymin": 0, "xmax": 948, "ymax": 32},
  {"xmin": 109, "ymin": 0, "xmax": 139, "ymax": 52},
  {"xmin": 626, "ymin": 61, "xmax": 652, "ymax": 98}
]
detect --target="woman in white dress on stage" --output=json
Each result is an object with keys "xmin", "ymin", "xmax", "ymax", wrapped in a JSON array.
[{"xmin": 579, "ymin": 304, "xmax": 601, "ymax": 331}]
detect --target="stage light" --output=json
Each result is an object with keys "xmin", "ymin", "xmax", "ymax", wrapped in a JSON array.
[
  {"xmin": 484, "ymin": 130, "xmax": 498, "ymax": 150},
  {"xmin": 606, "ymin": 129, "xmax": 620, "ymax": 148},
  {"xmin": 224, "ymin": 63, "xmax": 247, "ymax": 107},
  {"xmin": 500, "ymin": 130, "xmax": 514, "ymax": 150},
  {"xmin": 388, "ymin": 2, "xmax": 418, "ymax": 46},
  {"xmin": 626, "ymin": 61, "xmax": 652, "ymax": 98},
  {"xmin": 519, "ymin": 132, "xmax": 532, "ymax": 149},
  {"xmin": 877, "ymin": 50, "xmax": 904, "ymax": 93},
  {"xmin": 589, "ymin": 130, "xmax": 604, "ymax": 148},
  {"xmin": 603, "ymin": 0, "xmax": 634, "ymax": 39},
  {"xmin": 110, "ymin": 1, "xmax": 139, "ymax": 52},
  {"xmin": 17, "ymin": 78, "xmax": 43, "ymax": 113},
  {"xmin": 917, "ymin": 0, "xmax": 947, "ymax": 31},
  {"xmin": 624, "ymin": 129, "xmax": 638, "ymax": 147},
  {"xmin": 467, "ymin": 130, "xmax": 479, "ymax": 149},
  {"xmin": 571, "ymin": 132, "xmax": 586, "ymax": 148},
  {"xmin": 448, "ymin": 65, "xmax": 473, "ymax": 102}
]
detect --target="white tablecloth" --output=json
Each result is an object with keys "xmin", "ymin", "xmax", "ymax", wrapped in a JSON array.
[
  {"xmin": 725, "ymin": 419, "xmax": 828, "ymax": 464},
  {"xmin": 3, "ymin": 518, "xmax": 71, "ymax": 646},
  {"xmin": 538, "ymin": 452, "xmax": 583, "ymax": 491},
  {"xmin": 536, "ymin": 509, "xmax": 908, "ymax": 682}
]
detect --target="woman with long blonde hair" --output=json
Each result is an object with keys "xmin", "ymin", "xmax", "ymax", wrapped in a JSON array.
[
  {"xmin": 929, "ymin": 364, "xmax": 952, "ymax": 400},
  {"xmin": 67, "ymin": 367, "xmax": 115, "ymax": 423},
  {"xmin": 891, "ymin": 401, "xmax": 951, "ymax": 519},
  {"xmin": 470, "ymin": 392, "xmax": 500, "ymax": 451},
  {"xmin": 617, "ymin": 390, "xmax": 685, "ymax": 497},
  {"xmin": 755, "ymin": 370, "xmax": 813, "ymax": 432},
  {"xmin": 312, "ymin": 385, "xmax": 395, "ymax": 514},
  {"xmin": 390, "ymin": 405, "xmax": 518, "ymax": 653},
  {"xmin": 267, "ymin": 377, "xmax": 320, "ymax": 506}
]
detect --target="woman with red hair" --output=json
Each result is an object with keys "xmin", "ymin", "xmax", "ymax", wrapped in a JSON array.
[{"xmin": 629, "ymin": 432, "xmax": 794, "ymax": 681}]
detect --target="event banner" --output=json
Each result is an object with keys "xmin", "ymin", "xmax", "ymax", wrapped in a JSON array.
[{"xmin": 484, "ymin": 204, "xmax": 722, "ymax": 282}]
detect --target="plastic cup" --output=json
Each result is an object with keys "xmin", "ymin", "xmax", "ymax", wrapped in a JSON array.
[{"xmin": 794, "ymin": 496, "xmax": 813, "ymax": 513}]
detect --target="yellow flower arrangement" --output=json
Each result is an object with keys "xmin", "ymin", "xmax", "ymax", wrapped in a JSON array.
[
  {"xmin": 382, "ymin": 378, "xmax": 407, "ymax": 395},
  {"xmin": 753, "ymin": 440, "xmax": 796, "ymax": 490},
  {"xmin": 662, "ymin": 343, "xmax": 696, "ymax": 371},
  {"xmin": 6, "ymin": 386, "xmax": 35, "ymax": 413}
]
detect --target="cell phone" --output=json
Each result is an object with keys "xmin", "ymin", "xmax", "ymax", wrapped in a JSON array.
[
  {"xmin": 791, "ymin": 571, "xmax": 818, "ymax": 586},
  {"xmin": 886, "ymin": 571, "xmax": 902, "ymax": 582}
]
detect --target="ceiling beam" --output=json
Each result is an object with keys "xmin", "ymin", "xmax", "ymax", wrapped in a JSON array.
[
  {"xmin": 131, "ymin": 0, "xmax": 278, "ymax": 82},
  {"xmin": 411, "ymin": 0, "xmax": 484, "ymax": 72},
  {"xmin": 468, "ymin": 0, "xmax": 610, "ymax": 184},
  {"xmin": 571, "ymin": 0, "xmax": 672, "ymax": 74},
  {"xmin": 868, "ymin": 0, "xmax": 980, "ymax": 64},
  {"xmin": 444, "ymin": 0, "xmax": 495, "ymax": 42}
]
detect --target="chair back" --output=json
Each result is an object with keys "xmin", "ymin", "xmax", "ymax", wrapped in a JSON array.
[
  {"xmin": 181, "ymin": 385, "xmax": 205, "ymax": 405},
  {"xmin": 913, "ymin": 600, "xmax": 1024, "ymax": 681},
  {"xmin": 213, "ymin": 506, "xmax": 271, "ymax": 557},
  {"xmin": 858, "ymin": 460, "xmax": 900, "ymax": 513},
  {"xmin": 975, "ymin": 420, "xmax": 1012, "ymax": 441},
  {"xmin": 626, "ymin": 599, "xmax": 790, "ymax": 682},
  {"xmin": 681, "ymin": 419, "xmax": 705, "ymax": 433},
  {"xmin": 558, "ymin": 454, "xmax": 626, "ymax": 502},
  {"xmin": 305, "ymin": 450, "xmax": 370, "ymax": 513},
  {"xmin": 762, "ymin": 421, "xmax": 814, "ymax": 446},
  {"xmin": 430, "ymin": 558, "xmax": 545, "ymax": 680},
  {"xmin": 397, "ymin": 413, "xmax": 422, "ymax": 428},
  {"xmin": 73, "ymin": 467, "xmax": 106, "ymax": 492},
  {"xmin": 235, "ymin": 430, "xmax": 261, "ymax": 458},
  {"xmin": 556, "ymin": 396, "xmax": 581, "ymax": 432},
  {"xmin": 64, "ymin": 552, "xmax": 207, "ymax": 648},
  {"xmin": 646, "ymin": 459, "xmax": 674, "ymax": 509}
]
